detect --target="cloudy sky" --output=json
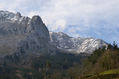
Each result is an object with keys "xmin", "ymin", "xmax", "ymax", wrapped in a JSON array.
[{"xmin": 0, "ymin": 0, "xmax": 119, "ymax": 45}]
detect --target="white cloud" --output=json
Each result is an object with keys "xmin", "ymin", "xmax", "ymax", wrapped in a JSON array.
[
  {"xmin": 0, "ymin": 0, "xmax": 119, "ymax": 30},
  {"xmin": 0, "ymin": 0, "xmax": 119, "ymax": 43}
]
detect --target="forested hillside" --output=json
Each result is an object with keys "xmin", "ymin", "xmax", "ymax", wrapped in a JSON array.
[
  {"xmin": 0, "ymin": 43, "xmax": 119, "ymax": 79},
  {"xmin": 79, "ymin": 42, "xmax": 119, "ymax": 79}
]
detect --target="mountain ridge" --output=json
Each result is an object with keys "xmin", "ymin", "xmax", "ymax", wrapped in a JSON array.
[
  {"xmin": 0, "ymin": 11, "xmax": 108, "ymax": 62},
  {"xmin": 49, "ymin": 32, "xmax": 108, "ymax": 54}
]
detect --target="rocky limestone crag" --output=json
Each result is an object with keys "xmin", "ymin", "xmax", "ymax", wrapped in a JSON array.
[{"xmin": 0, "ymin": 11, "xmax": 50, "ymax": 63}]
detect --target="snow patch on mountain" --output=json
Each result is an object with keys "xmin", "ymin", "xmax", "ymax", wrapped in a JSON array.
[{"xmin": 49, "ymin": 32, "xmax": 108, "ymax": 54}]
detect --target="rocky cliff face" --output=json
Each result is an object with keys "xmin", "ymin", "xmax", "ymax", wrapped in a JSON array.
[
  {"xmin": 49, "ymin": 32, "xmax": 108, "ymax": 54},
  {"xmin": 0, "ymin": 11, "xmax": 108, "ymax": 62},
  {"xmin": 0, "ymin": 11, "xmax": 50, "ymax": 59}
]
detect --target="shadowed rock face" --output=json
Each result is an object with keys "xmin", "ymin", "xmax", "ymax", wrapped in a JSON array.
[{"xmin": 0, "ymin": 11, "xmax": 50, "ymax": 58}]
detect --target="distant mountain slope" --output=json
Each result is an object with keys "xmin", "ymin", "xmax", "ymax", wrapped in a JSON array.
[{"xmin": 50, "ymin": 32, "xmax": 108, "ymax": 54}]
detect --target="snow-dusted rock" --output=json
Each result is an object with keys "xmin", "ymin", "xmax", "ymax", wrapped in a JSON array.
[{"xmin": 49, "ymin": 32, "xmax": 108, "ymax": 54}]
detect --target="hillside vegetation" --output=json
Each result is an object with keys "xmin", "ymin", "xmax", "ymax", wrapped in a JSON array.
[
  {"xmin": 0, "ymin": 42, "xmax": 119, "ymax": 79},
  {"xmin": 79, "ymin": 42, "xmax": 119, "ymax": 79}
]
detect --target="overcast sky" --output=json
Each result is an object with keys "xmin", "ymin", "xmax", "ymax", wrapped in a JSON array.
[{"xmin": 0, "ymin": 0, "xmax": 119, "ymax": 44}]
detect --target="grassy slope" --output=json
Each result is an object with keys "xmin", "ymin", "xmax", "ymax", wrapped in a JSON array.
[
  {"xmin": 81, "ymin": 69, "xmax": 119, "ymax": 79},
  {"xmin": 100, "ymin": 69, "xmax": 119, "ymax": 75}
]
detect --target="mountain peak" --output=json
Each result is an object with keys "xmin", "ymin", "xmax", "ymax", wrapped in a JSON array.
[
  {"xmin": 16, "ymin": 12, "xmax": 22, "ymax": 18},
  {"xmin": 0, "ymin": 11, "xmax": 50, "ymax": 59},
  {"xmin": 31, "ymin": 15, "xmax": 43, "ymax": 24}
]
